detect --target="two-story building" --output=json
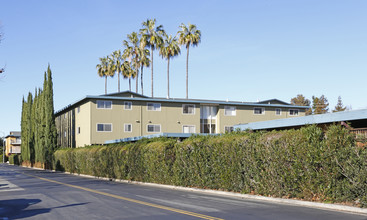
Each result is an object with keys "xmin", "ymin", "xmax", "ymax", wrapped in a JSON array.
[
  {"xmin": 55, "ymin": 91, "xmax": 309, "ymax": 148},
  {"xmin": 5, "ymin": 131, "xmax": 21, "ymax": 156}
]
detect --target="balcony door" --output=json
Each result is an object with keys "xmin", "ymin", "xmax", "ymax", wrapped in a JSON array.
[{"xmin": 200, "ymin": 106, "xmax": 217, "ymax": 134}]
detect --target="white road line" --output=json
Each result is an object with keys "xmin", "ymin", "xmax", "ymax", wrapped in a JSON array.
[{"xmin": 0, "ymin": 178, "xmax": 24, "ymax": 192}]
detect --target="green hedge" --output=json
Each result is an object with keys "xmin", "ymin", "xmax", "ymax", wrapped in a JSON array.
[
  {"xmin": 53, "ymin": 125, "xmax": 367, "ymax": 207},
  {"xmin": 9, "ymin": 154, "xmax": 20, "ymax": 165}
]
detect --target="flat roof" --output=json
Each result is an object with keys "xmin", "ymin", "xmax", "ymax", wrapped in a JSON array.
[
  {"xmin": 233, "ymin": 109, "xmax": 367, "ymax": 131},
  {"xmin": 55, "ymin": 91, "xmax": 309, "ymax": 116}
]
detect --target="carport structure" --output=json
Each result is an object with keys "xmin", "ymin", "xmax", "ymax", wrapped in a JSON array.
[{"xmin": 234, "ymin": 109, "xmax": 367, "ymax": 137}]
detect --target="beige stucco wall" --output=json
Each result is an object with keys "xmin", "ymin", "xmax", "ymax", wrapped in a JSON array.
[
  {"xmin": 75, "ymin": 102, "xmax": 91, "ymax": 147},
  {"xmin": 89, "ymin": 100, "xmax": 200, "ymax": 144},
  {"xmin": 218, "ymin": 105, "xmax": 306, "ymax": 132},
  {"xmin": 142, "ymin": 102, "xmax": 200, "ymax": 134}
]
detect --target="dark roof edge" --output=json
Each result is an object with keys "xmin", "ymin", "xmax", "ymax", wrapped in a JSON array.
[{"xmin": 55, "ymin": 95, "xmax": 310, "ymax": 116}]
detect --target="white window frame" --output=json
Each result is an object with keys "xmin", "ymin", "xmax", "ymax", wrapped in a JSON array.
[
  {"xmin": 224, "ymin": 106, "xmax": 236, "ymax": 116},
  {"xmin": 96, "ymin": 100, "xmax": 112, "ymax": 109},
  {"xmin": 224, "ymin": 126, "xmax": 234, "ymax": 133},
  {"xmin": 289, "ymin": 109, "xmax": 299, "ymax": 116},
  {"xmin": 124, "ymin": 123, "xmax": 132, "ymax": 133},
  {"xmin": 253, "ymin": 107, "xmax": 265, "ymax": 115},
  {"xmin": 182, "ymin": 125, "xmax": 196, "ymax": 133},
  {"xmin": 275, "ymin": 108, "xmax": 281, "ymax": 116},
  {"xmin": 182, "ymin": 104, "xmax": 195, "ymax": 115},
  {"xmin": 147, "ymin": 103, "xmax": 161, "ymax": 111},
  {"xmin": 96, "ymin": 123, "xmax": 113, "ymax": 132},
  {"xmin": 124, "ymin": 101, "xmax": 132, "ymax": 110},
  {"xmin": 147, "ymin": 124, "xmax": 161, "ymax": 133}
]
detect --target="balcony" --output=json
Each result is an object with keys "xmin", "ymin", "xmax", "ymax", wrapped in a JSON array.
[{"xmin": 351, "ymin": 128, "xmax": 367, "ymax": 137}]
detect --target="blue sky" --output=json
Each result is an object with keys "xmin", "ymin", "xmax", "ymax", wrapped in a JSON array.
[{"xmin": 0, "ymin": 0, "xmax": 366, "ymax": 136}]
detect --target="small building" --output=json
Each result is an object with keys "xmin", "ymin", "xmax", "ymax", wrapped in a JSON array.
[
  {"xmin": 5, "ymin": 131, "xmax": 21, "ymax": 156},
  {"xmin": 55, "ymin": 91, "xmax": 309, "ymax": 148}
]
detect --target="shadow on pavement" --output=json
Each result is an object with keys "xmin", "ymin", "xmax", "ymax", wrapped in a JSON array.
[{"xmin": 0, "ymin": 199, "xmax": 88, "ymax": 219}]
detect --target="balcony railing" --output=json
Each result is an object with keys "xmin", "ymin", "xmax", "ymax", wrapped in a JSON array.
[{"xmin": 351, "ymin": 128, "xmax": 367, "ymax": 138}]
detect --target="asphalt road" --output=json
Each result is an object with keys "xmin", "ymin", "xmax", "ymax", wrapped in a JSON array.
[{"xmin": 0, "ymin": 164, "xmax": 366, "ymax": 220}]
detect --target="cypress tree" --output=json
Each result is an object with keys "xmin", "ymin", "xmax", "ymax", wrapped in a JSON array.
[
  {"xmin": 20, "ymin": 97, "xmax": 27, "ymax": 163},
  {"xmin": 39, "ymin": 72, "xmax": 47, "ymax": 164},
  {"xmin": 33, "ymin": 89, "xmax": 43, "ymax": 163},
  {"xmin": 44, "ymin": 65, "xmax": 57, "ymax": 166},
  {"xmin": 20, "ymin": 64, "xmax": 57, "ymax": 167},
  {"xmin": 26, "ymin": 92, "xmax": 33, "ymax": 162}
]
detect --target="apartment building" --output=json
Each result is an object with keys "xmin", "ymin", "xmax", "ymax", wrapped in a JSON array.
[
  {"xmin": 5, "ymin": 131, "xmax": 21, "ymax": 156},
  {"xmin": 55, "ymin": 91, "xmax": 309, "ymax": 148}
]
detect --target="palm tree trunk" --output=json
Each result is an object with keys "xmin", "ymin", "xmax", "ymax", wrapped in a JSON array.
[
  {"xmin": 129, "ymin": 78, "xmax": 131, "ymax": 91},
  {"xmin": 141, "ymin": 66, "xmax": 144, "ymax": 95},
  {"xmin": 151, "ymin": 46, "xmax": 154, "ymax": 97},
  {"xmin": 167, "ymin": 58, "xmax": 170, "ymax": 99},
  {"xmin": 186, "ymin": 45, "xmax": 189, "ymax": 99},
  {"xmin": 105, "ymin": 75, "xmax": 107, "ymax": 94},
  {"xmin": 118, "ymin": 71, "xmax": 120, "ymax": 93}
]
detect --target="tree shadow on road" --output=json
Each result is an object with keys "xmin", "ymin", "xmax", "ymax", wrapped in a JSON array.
[{"xmin": 0, "ymin": 198, "xmax": 88, "ymax": 219}]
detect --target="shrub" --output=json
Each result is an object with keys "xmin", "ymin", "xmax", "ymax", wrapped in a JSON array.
[
  {"xmin": 9, "ymin": 154, "xmax": 20, "ymax": 165},
  {"xmin": 53, "ymin": 125, "xmax": 367, "ymax": 207}
]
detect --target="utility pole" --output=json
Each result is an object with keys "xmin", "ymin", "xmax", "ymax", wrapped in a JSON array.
[
  {"xmin": 2, "ymin": 139, "xmax": 4, "ymax": 163},
  {"xmin": 1, "ymin": 131, "xmax": 5, "ymax": 163}
]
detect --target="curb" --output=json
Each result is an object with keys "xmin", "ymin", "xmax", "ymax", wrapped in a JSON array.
[{"xmin": 20, "ymin": 165, "xmax": 367, "ymax": 216}]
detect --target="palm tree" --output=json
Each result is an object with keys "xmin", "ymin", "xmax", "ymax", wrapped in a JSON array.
[
  {"xmin": 107, "ymin": 55, "xmax": 116, "ymax": 83},
  {"xmin": 140, "ymin": 18, "xmax": 165, "ymax": 97},
  {"xmin": 121, "ymin": 61, "xmax": 135, "ymax": 91},
  {"xmin": 123, "ymin": 32, "xmax": 140, "ymax": 93},
  {"xmin": 112, "ymin": 50, "xmax": 124, "ymax": 92},
  {"xmin": 96, "ymin": 57, "xmax": 109, "ymax": 94},
  {"xmin": 159, "ymin": 34, "xmax": 180, "ymax": 98},
  {"xmin": 138, "ymin": 47, "xmax": 150, "ymax": 95},
  {"xmin": 177, "ymin": 23, "xmax": 201, "ymax": 99}
]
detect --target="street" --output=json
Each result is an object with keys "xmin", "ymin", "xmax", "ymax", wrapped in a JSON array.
[{"xmin": 0, "ymin": 164, "xmax": 366, "ymax": 220}]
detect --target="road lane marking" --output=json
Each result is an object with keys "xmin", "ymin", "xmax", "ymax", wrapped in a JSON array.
[
  {"xmin": 136, "ymin": 195, "xmax": 220, "ymax": 212},
  {"xmin": 0, "ymin": 178, "xmax": 24, "ymax": 192},
  {"xmin": 21, "ymin": 172, "xmax": 224, "ymax": 220}
]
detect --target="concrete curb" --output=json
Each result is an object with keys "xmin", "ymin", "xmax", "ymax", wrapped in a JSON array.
[{"xmin": 20, "ymin": 165, "xmax": 367, "ymax": 215}]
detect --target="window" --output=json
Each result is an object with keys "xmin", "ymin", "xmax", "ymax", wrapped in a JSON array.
[
  {"xmin": 289, "ymin": 109, "xmax": 299, "ymax": 116},
  {"xmin": 97, "ymin": 123, "xmax": 112, "ymax": 132},
  {"xmin": 147, "ymin": 124, "xmax": 161, "ymax": 133},
  {"xmin": 224, "ymin": 106, "xmax": 236, "ymax": 116},
  {"xmin": 97, "ymin": 100, "xmax": 112, "ymax": 109},
  {"xmin": 183, "ymin": 125, "xmax": 195, "ymax": 133},
  {"xmin": 77, "ymin": 127, "xmax": 81, "ymax": 134},
  {"xmin": 64, "ymin": 131, "xmax": 66, "ymax": 137},
  {"xmin": 254, "ymin": 107, "xmax": 265, "ymax": 115},
  {"xmin": 225, "ymin": 126, "xmax": 234, "ymax": 133},
  {"xmin": 183, "ymin": 104, "xmax": 195, "ymax": 114},
  {"xmin": 124, "ymin": 124, "xmax": 132, "ymax": 132},
  {"xmin": 275, "ymin": 108, "xmax": 281, "ymax": 116},
  {"xmin": 124, "ymin": 101, "xmax": 132, "ymax": 110},
  {"xmin": 147, "ymin": 103, "xmax": 161, "ymax": 111},
  {"xmin": 77, "ymin": 107, "xmax": 80, "ymax": 113}
]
